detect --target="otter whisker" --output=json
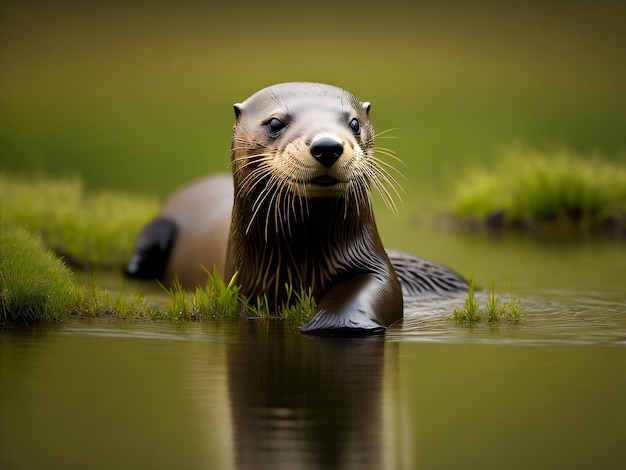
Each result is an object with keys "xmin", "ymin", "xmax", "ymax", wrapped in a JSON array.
[
  {"xmin": 237, "ymin": 157, "xmax": 272, "ymax": 179},
  {"xmin": 352, "ymin": 167, "xmax": 371, "ymax": 217},
  {"xmin": 234, "ymin": 165, "xmax": 272, "ymax": 191},
  {"xmin": 231, "ymin": 137, "xmax": 279, "ymax": 148},
  {"xmin": 373, "ymin": 147, "xmax": 404, "ymax": 165},
  {"xmin": 273, "ymin": 173, "xmax": 290, "ymax": 236},
  {"xmin": 237, "ymin": 164, "xmax": 273, "ymax": 199},
  {"xmin": 230, "ymin": 154, "xmax": 274, "ymax": 171},
  {"xmin": 372, "ymin": 144, "xmax": 399, "ymax": 153},
  {"xmin": 346, "ymin": 170, "xmax": 371, "ymax": 219},
  {"xmin": 368, "ymin": 161, "xmax": 402, "ymax": 200},
  {"xmin": 274, "ymin": 176, "xmax": 290, "ymax": 235},
  {"xmin": 370, "ymin": 156, "xmax": 407, "ymax": 183},
  {"xmin": 351, "ymin": 159, "xmax": 372, "ymax": 216},
  {"xmin": 347, "ymin": 181, "xmax": 361, "ymax": 219},
  {"xmin": 292, "ymin": 165, "xmax": 310, "ymax": 228},
  {"xmin": 343, "ymin": 182, "xmax": 353, "ymax": 219},
  {"xmin": 299, "ymin": 192, "xmax": 309, "ymax": 227},
  {"xmin": 251, "ymin": 171, "xmax": 279, "ymax": 213},
  {"xmin": 284, "ymin": 185, "xmax": 296, "ymax": 236},
  {"xmin": 230, "ymin": 144, "xmax": 263, "ymax": 152},
  {"xmin": 266, "ymin": 178, "xmax": 281, "ymax": 239},
  {"xmin": 230, "ymin": 142, "xmax": 276, "ymax": 155},
  {"xmin": 372, "ymin": 127, "xmax": 400, "ymax": 139},
  {"xmin": 367, "ymin": 154, "xmax": 405, "ymax": 191},
  {"xmin": 288, "ymin": 165, "xmax": 309, "ymax": 232},
  {"xmin": 359, "ymin": 160, "xmax": 401, "ymax": 216},
  {"xmin": 283, "ymin": 187, "xmax": 294, "ymax": 238},
  {"xmin": 257, "ymin": 174, "xmax": 283, "ymax": 240},
  {"xmin": 233, "ymin": 162, "xmax": 269, "ymax": 186},
  {"xmin": 274, "ymin": 176, "xmax": 291, "ymax": 237},
  {"xmin": 369, "ymin": 159, "xmax": 406, "ymax": 195},
  {"xmin": 231, "ymin": 160, "xmax": 272, "ymax": 184},
  {"xmin": 246, "ymin": 171, "xmax": 280, "ymax": 235}
]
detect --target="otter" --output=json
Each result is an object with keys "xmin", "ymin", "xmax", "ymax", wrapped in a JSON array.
[{"xmin": 125, "ymin": 82, "xmax": 468, "ymax": 335}]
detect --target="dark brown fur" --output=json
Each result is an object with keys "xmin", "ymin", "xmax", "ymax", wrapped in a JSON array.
[{"xmin": 225, "ymin": 83, "xmax": 403, "ymax": 333}]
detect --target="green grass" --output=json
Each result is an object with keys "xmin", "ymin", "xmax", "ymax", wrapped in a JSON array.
[
  {"xmin": 157, "ymin": 272, "xmax": 316, "ymax": 324},
  {"xmin": 75, "ymin": 273, "xmax": 316, "ymax": 325},
  {"xmin": 452, "ymin": 279, "xmax": 523, "ymax": 326},
  {"xmin": 1, "ymin": 224, "xmax": 80, "ymax": 323},
  {"xmin": 0, "ymin": 222, "xmax": 317, "ymax": 325},
  {"xmin": 74, "ymin": 276, "xmax": 159, "ymax": 320},
  {"xmin": 0, "ymin": 173, "xmax": 159, "ymax": 268},
  {"xmin": 486, "ymin": 283, "xmax": 503, "ymax": 323},
  {"xmin": 0, "ymin": 174, "xmax": 313, "ymax": 326},
  {"xmin": 156, "ymin": 269, "xmax": 246, "ymax": 322},
  {"xmin": 278, "ymin": 284, "xmax": 317, "ymax": 325},
  {"xmin": 454, "ymin": 148, "xmax": 626, "ymax": 232},
  {"xmin": 191, "ymin": 268, "xmax": 244, "ymax": 320},
  {"xmin": 452, "ymin": 275, "xmax": 480, "ymax": 324}
]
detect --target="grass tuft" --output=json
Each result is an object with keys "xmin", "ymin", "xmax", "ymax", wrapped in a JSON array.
[
  {"xmin": 193, "ymin": 268, "xmax": 245, "ymax": 320},
  {"xmin": 452, "ymin": 275, "xmax": 480, "ymax": 324},
  {"xmin": 277, "ymin": 284, "xmax": 317, "ymax": 325},
  {"xmin": 504, "ymin": 281, "xmax": 523, "ymax": 323},
  {"xmin": 486, "ymin": 282, "xmax": 504, "ymax": 323},
  {"xmin": 454, "ymin": 148, "xmax": 626, "ymax": 232},
  {"xmin": 452, "ymin": 278, "xmax": 524, "ymax": 326},
  {"xmin": 160, "ymin": 277, "xmax": 195, "ymax": 322},
  {"xmin": 157, "ymin": 270, "xmax": 317, "ymax": 324},
  {"xmin": 74, "ymin": 276, "xmax": 158, "ymax": 320},
  {"xmin": 247, "ymin": 294, "xmax": 271, "ymax": 319},
  {"xmin": 1, "ymin": 224, "xmax": 80, "ymax": 323}
]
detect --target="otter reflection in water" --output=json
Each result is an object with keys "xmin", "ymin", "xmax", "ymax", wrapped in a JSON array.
[{"xmin": 225, "ymin": 321, "xmax": 401, "ymax": 470}]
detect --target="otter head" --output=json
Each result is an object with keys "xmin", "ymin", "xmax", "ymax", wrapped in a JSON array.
[{"xmin": 231, "ymin": 82, "xmax": 376, "ymax": 204}]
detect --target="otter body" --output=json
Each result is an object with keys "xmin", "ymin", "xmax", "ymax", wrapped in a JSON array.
[{"xmin": 126, "ymin": 82, "xmax": 467, "ymax": 335}]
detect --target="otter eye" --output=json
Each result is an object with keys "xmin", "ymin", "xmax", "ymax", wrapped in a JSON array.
[
  {"xmin": 349, "ymin": 118, "xmax": 361, "ymax": 136},
  {"xmin": 267, "ymin": 117, "xmax": 286, "ymax": 137}
]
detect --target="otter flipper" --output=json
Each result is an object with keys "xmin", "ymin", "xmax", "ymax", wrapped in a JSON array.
[
  {"xmin": 300, "ymin": 308, "xmax": 387, "ymax": 336},
  {"xmin": 386, "ymin": 249, "xmax": 469, "ymax": 296},
  {"xmin": 300, "ymin": 273, "xmax": 399, "ymax": 336},
  {"xmin": 124, "ymin": 218, "xmax": 177, "ymax": 281}
]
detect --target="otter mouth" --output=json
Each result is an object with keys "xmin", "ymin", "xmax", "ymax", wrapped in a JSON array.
[{"xmin": 311, "ymin": 175, "xmax": 341, "ymax": 187}]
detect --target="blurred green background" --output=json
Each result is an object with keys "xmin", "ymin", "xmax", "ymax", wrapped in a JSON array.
[{"xmin": 1, "ymin": 0, "xmax": 625, "ymax": 208}]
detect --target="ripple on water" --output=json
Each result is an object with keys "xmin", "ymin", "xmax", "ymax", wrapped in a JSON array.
[
  {"xmin": 57, "ymin": 289, "xmax": 626, "ymax": 347},
  {"xmin": 389, "ymin": 289, "xmax": 626, "ymax": 346},
  {"xmin": 59, "ymin": 321, "xmax": 232, "ymax": 344}
]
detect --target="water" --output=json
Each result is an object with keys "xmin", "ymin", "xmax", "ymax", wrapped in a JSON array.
[{"xmin": 1, "ymin": 232, "xmax": 625, "ymax": 470}]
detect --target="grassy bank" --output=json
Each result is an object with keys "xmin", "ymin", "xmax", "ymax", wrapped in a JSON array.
[
  {"xmin": 0, "ymin": 173, "xmax": 158, "ymax": 268},
  {"xmin": 0, "ymin": 223, "xmax": 316, "ymax": 326},
  {"xmin": 0, "ymin": 174, "xmax": 313, "ymax": 325},
  {"xmin": 454, "ymin": 149, "xmax": 626, "ymax": 235},
  {"xmin": 1, "ymin": 225, "xmax": 80, "ymax": 323}
]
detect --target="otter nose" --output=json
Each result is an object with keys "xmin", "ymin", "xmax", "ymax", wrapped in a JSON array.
[{"xmin": 310, "ymin": 137, "xmax": 344, "ymax": 168}]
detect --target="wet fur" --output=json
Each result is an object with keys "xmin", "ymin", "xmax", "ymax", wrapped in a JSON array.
[
  {"xmin": 224, "ymin": 83, "xmax": 405, "ymax": 333},
  {"xmin": 126, "ymin": 82, "xmax": 468, "ymax": 334}
]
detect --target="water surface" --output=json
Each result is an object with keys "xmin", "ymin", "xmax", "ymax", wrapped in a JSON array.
[{"xmin": 1, "ymin": 232, "xmax": 625, "ymax": 470}]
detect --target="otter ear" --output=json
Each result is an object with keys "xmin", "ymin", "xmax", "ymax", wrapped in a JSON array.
[
  {"xmin": 363, "ymin": 102, "xmax": 371, "ymax": 116},
  {"xmin": 233, "ymin": 103, "xmax": 243, "ymax": 120}
]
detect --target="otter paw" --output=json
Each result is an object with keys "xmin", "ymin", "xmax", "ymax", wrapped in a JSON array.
[{"xmin": 299, "ymin": 309, "xmax": 387, "ymax": 336}]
